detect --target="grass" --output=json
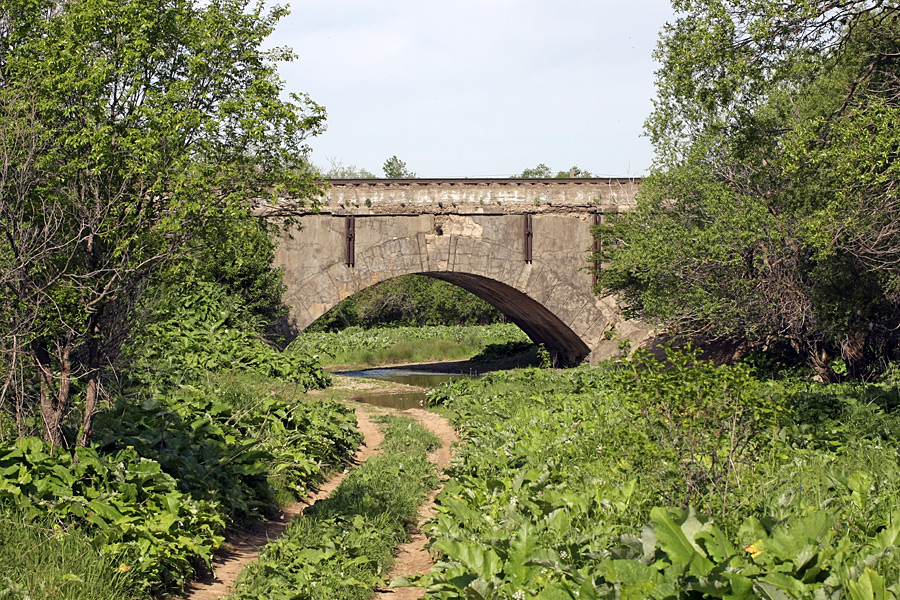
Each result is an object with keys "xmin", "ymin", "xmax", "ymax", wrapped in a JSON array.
[
  {"xmin": 290, "ymin": 323, "xmax": 530, "ymax": 369},
  {"xmin": 0, "ymin": 508, "xmax": 132, "ymax": 600},
  {"xmin": 336, "ymin": 338, "xmax": 477, "ymax": 368},
  {"xmin": 227, "ymin": 414, "xmax": 440, "ymax": 600}
]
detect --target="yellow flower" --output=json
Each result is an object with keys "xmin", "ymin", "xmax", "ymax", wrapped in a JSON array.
[
  {"xmin": 118, "ymin": 565, "xmax": 131, "ymax": 573},
  {"xmin": 744, "ymin": 543, "xmax": 763, "ymax": 557}
]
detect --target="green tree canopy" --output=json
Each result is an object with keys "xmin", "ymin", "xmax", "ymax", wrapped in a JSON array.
[
  {"xmin": 0, "ymin": 0, "xmax": 325, "ymax": 445},
  {"xmin": 596, "ymin": 1, "xmax": 900, "ymax": 380},
  {"xmin": 514, "ymin": 164, "xmax": 595, "ymax": 178},
  {"xmin": 309, "ymin": 275, "xmax": 502, "ymax": 331},
  {"xmin": 382, "ymin": 155, "xmax": 416, "ymax": 178}
]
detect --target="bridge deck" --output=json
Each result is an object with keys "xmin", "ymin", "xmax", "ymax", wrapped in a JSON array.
[{"xmin": 310, "ymin": 178, "xmax": 641, "ymax": 215}]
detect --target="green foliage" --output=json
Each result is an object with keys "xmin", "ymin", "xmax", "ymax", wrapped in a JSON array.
[
  {"xmin": 515, "ymin": 164, "xmax": 595, "ymax": 178},
  {"xmin": 177, "ymin": 218, "xmax": 289, "ymax": 330},
  {"xmin": 598, "ymin": 1, "xmax": 900, "ymax": 380},
  {"xmin": 319, "ymin": 157, "xmax": 377, "ymax": 178},
  {"xmin": 309, "ymin": 274, "xmax": 503, "ymax": 331},
  {"xmin": 383, "ymin": 155, "xmax": 416, "ymax": 178},
  {"xmin": 516, "ymin": 164, "xmax": 555, "ymax": 178},
  {"xmin": 93, "ymin": 379, "xmax": 360, "ymax": 522},
  {"xmin": 417, "ymin": 352, "xmax": 900, "ymax": 598},
  {"xmin": 0, "ymin": 0, "xmax": 325, "ymax": 445},
  {"xmin": 228, "ymin": 415, "xmax": 439, "ymax": 600},
  {"xmin": 615, "ymin": 347, "xmax": 784, "ymax": 513},
  {"xmin": 126, "ymin": 281, "xmax": 331, "ymax": 391},
  {"xmin": 471, "ymin": 340, "xmax": 538, "ymax": 364},
  {"xmin": 0, "ymin": 376, "xmax": 361, "ymax": 595},
  {"xmin": 0, "ymin": 438, "xmax": 225, "ymax": 594},
  {"xmin": 0, "ymin": 272, "xmax": 358, "ymax": 595},
  {"xmin": 291, "ymin": 323, "xmax": 528, "ymax": 368},
  {"xmin": 0, "ymin": 508, "xmax": 131, "ymax": 600}
]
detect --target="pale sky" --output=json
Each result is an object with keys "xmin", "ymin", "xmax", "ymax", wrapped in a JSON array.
[{"xmin": 269, "ymin": 1, "xmax": 676, "ymax": 178}]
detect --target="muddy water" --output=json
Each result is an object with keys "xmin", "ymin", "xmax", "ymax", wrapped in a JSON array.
[{"xmin": 335, "ymin": 368, "xmax": 469, "ymax": 409}]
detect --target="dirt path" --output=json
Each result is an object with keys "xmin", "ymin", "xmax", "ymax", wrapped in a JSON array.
[
  {"xmin": 179, "ymin": 391, "xmax": 458, "ymax": 600},
  {"xmin": 373, "ymin": 407, "xmax": 459, "ymax": 600},
  {"xmin": 180, "ymin": 409, "xmax": 383, "ymax": 600}
]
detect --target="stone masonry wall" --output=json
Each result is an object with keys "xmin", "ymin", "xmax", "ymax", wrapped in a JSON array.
[{"xmin": 273, "ymin": 179, "xmax": 652, "ymax": 365}]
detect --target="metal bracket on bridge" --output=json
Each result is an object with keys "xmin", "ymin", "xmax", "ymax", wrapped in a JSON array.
[
  {"xmin": 524, "ymin": 214, "xmax": 533, "ymax": 263},
  {"xmin": 346, "ymin": 215, "xmax": 355, "ymax": 267}
]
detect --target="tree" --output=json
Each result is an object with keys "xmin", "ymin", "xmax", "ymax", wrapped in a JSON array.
[
  {"xmin": 308, "ymin": 275, "xmax": 502, "ymax": 330},
  {"xmin": 555, "ymin": 166, "xmax": 594, "ymax": 178},
  {"xmin": 514, "ymin": 164, "xmax": 594, "ymax": 178},
  {"xmin": 320, "ymin": 157, "xmax": 377, "ymax": 178},
  {"xmin": 596, "ymin": 1, "xmax": 900, "ymax": 380},
  {"xmin": 383, "ymin": 155, "xmax": 416, "ymax": 178},
  {"xmin": 515, "ymin": 164, "xmax": 554, "ymax": 178},
  {"xmin": 0, "ymin": 0, "xmax": 325, "ymax": 446}
]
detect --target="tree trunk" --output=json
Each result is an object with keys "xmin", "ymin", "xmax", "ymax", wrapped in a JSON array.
[
  {"xmin": 841, "ymin": 328, "xmax": 870, "ymax": 380},
  {"xmin": 33, "ymin": 342, "xmax": 72, "ymax": 448},
  {"xmin": 77, "ymin": 321, "xmax": 102, "ymax": 447},
  {"xmin": 77, "ymin": 373, "xmax": 99, "ymax": 447},
  {"xmin": 808, "ymin": 346, "xmax": 839, "ymax": 383},
  {"xmin": 0, "ymin": 337, "xmax": 18, "ymax": 443}
]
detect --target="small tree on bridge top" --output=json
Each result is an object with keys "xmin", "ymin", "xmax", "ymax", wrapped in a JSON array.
[
  {"xmin": 383, "ymin": 156, "xmax": 417, "ymax": 178},
  {"xmin": 514, "ymin": 164, "xmax": 595, "ymax": 178},
  {"xmin": 0, "ymin": 0, "xmax": 326, "ymax": 447}
]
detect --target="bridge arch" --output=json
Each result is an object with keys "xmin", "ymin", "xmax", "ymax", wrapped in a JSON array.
[
  {"xmin": 273, "ymin": 178, "xmax": 652, "ymax": 365},
  {"xmin": 424, "ymin": 272, "xmax": 590, "ymax": 365}
]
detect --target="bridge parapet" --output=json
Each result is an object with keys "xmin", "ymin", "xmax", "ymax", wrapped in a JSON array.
[{"xmin": 315, "ymin": 178, "xmax": 639, "ymax": 215}]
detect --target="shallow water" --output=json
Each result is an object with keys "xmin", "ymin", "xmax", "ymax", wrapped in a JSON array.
[{"xmin": 335, "ymin": 368, "xmax": 468, "ymax": 409}]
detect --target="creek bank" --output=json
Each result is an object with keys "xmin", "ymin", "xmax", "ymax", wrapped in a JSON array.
[
  {"xmin": 334, "ymin": 367, "xmax": 468, "ymax": 410},
  {"xmin": 224, "ymin": 410, "xmax": 452, "ymax": 599}
]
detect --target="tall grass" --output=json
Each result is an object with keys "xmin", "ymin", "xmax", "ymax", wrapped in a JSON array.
[
  {"xmin": 0, "ymin": 509, "xmax": 131, "ymax": 600},
  {"xmin": 333, "ymin": 338, "xmax": 476, "ymax": 367}
]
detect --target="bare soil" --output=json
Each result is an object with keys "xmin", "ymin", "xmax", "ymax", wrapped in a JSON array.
[{"xmin": 372, "ymin": 407, "xmax": 459, "ymax": 600}]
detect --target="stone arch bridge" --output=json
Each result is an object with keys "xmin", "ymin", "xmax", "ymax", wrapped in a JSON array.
[{"xmin": 273, "ymin": 178, "xmax": 651, "ymax": 365}]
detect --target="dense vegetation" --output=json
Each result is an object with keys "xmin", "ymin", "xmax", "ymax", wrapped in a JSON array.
[
  {"xmin": 309, "ymin": 275, "xmax": 503, "ymax": 331},
  {"xmin": 596, "ymin": 2, "xmax": 900, "ymax": 381},
  {"xmin": 514, "ymin": 164, "xmax": 596, "ymax": 178},
  {"xmin": 0, "ymin": 0, "xmax": 363, "ymax": 595},
  {"xmin": 228, "ymin": 415, "xmax": 439, "ymax": 600},
  {"xmin": 0, "ymin": 278, "xmax": 358, "ymax": 596},
  {"xmin": 419, "ymin": 351, "xmax": 900, "ymax": 598},
  {"xmin": 0, "ymin": 0, "xmax": 326, "ymax": 448},
  {"xmin": 4, "ymin": 0, "xmax": 899, "ymax": 598}
]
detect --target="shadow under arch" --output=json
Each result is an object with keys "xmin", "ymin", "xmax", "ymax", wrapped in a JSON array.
[
  {"xmin": 292, "ymin": 270, "xmax": 592, "ymax": 367},
  {"xmin": 408, "ymin": 272, "xmax": 591, "ymax": 366}
]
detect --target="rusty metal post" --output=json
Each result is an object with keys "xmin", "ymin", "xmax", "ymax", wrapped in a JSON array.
[
  {"xmin": 524, "ymin": 214, "xmax": 533, "ymax": 263},
  {"xmin": 346, "ymin": 215, "xmax": 355, "ymax": 267}
]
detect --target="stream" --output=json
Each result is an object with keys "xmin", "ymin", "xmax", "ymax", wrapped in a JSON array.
[{"xmin": 334, "ymin": 367, "xmax": 469, "ymax": 409}]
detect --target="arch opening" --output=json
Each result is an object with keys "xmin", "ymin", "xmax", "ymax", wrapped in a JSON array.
[
  {"xmin": 298, "ymin": 271, "xmax": 590, "ymax": 367},
  {"xmin": 422, "ymin": 272, "xmax": 590, "ymax": 366}
]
